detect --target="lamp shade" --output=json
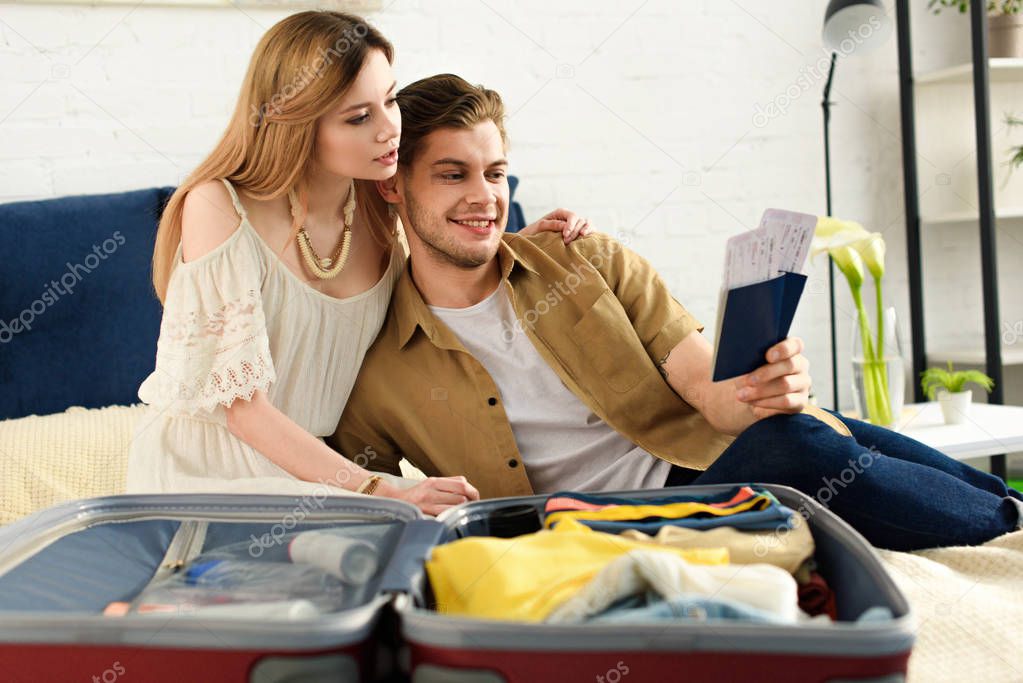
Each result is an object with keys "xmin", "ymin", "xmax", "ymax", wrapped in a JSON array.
[{"xmin": 822, "ymin": 0, "xmax": 892, "ymax": 55}]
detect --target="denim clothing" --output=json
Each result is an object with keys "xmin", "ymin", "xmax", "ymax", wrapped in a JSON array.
[
  {"xmin": 665, "ymin": 409, "xmax": 1023, "ymax": 551},
  {"xmin": 550, "ymin": 506, "xmax": 794, "ymax": 534},
  {"xmin": 590, "ymin": 591, "xmax": 787, "ymax": 624}
]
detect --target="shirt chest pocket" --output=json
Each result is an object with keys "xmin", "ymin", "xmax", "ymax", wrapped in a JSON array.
[{"xmin": 570, "ymin": 290, "xmax": 652, "ymax": 394}]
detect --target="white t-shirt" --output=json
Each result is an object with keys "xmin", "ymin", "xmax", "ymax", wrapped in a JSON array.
[{"xmin": 429, "ymin": 283, "xmax": 671, "ymax": 494}]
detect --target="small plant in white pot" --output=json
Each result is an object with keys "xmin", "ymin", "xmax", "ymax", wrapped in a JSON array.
[
  {"xmin": 920, "ymin": 362, "xmax": 996, "ymax": 424},
  {"xmin": 928, "ymin": 0, "xmax": 1023, "ymax": 58}
]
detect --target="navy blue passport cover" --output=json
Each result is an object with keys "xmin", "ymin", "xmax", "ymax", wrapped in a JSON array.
[{"xmin": 711, "ymin": 271, "xmax": 807, "ymax": 382}]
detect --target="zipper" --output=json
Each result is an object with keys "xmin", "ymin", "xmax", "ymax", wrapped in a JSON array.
[
  {"xmin": 127, "ymin": 520, "xmax": 209, "ymax": 611},
  {"xmin": 149, "ymin": 520, "xmax": 208, "ymax": 585}
]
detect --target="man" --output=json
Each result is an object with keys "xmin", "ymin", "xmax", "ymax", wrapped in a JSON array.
[{"xmin": 329, "ymin": 74, "xmax": 1023, "ymax": 551}]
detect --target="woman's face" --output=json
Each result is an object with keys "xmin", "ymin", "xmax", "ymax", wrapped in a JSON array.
[{"xmin": 313, "ymin": 48, "xmax": 401, "ymax": 182}]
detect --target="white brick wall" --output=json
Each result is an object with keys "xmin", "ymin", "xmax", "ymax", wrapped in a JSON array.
[{"xmin": 1, "ymin": 0, "xmax": 1017, "ymax": 411}]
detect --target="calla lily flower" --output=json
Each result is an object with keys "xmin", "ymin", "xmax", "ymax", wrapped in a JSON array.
[
  {"xmin": 811, "ymin": 217, "xmax": 870, "ymax": 261},
  {"xmin": 814, "ymin": 215, "xmax": 894, "ymax": 426},
  {"xmin": 815, "ymin": 216, "xmax": 868, "ymax": 238},
  {"xmin": 850, "ymin": 232, "xmax": 886, "ymax": 281},
  {"xmin": 829, "ymin": 244, "xmax": 865, "ymax": 290}
]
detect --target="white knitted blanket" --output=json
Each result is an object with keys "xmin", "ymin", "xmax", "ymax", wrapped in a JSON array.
[
  {"xmin": 0, "ymin": 404, "xmax": 146, "ymax": 525},
  {"xmin": 876, "ymin": 530, "xmax": 1023, "ymax": 682}
]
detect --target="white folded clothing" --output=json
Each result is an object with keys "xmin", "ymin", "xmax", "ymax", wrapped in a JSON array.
[{"xmin": 545, "ymin": 548, "xmax": 800, "ymax": 624}]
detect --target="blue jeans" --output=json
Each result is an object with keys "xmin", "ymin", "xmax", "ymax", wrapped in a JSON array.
[
  {"xmin": 666, "ymin": 410, "xmax": 1023, "ymax": 551},
  {"xmin": 590, "ymin": 591, "xmax": 786, "ymax": 625}
]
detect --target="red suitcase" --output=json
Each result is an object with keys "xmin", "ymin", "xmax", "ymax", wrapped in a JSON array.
[{"xmin": 0, "ymin": 484, "xmax": 914, "ymax": 682}]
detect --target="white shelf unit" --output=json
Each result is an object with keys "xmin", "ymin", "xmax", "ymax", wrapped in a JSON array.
[
  {"xmin": 926, "ymin": 347, "xmax": 1023, "ymax": 366},
  {"xmin": 914, "ymin": 57, "xmax": 1023, "ymax": 382},
  {"xmin": 916, "ymin": 58, "xmax": 1023, "ymax": 86},
  {"xmin": 920, "ymin": 206, "xmax": 1023, "ymax": 225}
]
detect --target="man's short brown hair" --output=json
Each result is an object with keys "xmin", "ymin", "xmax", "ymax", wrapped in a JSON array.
[{"xmin": 396, "ymin": 74, "xmax": 507, "ymax": 170}]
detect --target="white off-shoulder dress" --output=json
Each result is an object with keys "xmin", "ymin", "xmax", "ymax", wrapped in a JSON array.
[{"xmin": 126, "ymin": 178, "xmax": 408, "ymax": 496}]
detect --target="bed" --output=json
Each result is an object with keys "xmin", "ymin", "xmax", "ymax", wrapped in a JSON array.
[{"xmin": 0, "ymin": 181, "xmax": 1018, "ymax": 682}]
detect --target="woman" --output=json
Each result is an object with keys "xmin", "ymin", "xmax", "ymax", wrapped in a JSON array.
[{"xmin": 126, "ymin": 11, "xmax": 589, "ymax": 515}]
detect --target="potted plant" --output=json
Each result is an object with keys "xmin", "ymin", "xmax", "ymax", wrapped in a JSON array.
[
  {"xmin": 928, "ymin": 1, "xmax": 1023, "ymax": 58},
  {"xmin": 920, "ymin": 361, "xmax": 995, "ymax": 424}
]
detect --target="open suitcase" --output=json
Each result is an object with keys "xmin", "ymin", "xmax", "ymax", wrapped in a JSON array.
[{"xmin": 0, "ymin": 484, "xmax": 915, "ymax": 683}]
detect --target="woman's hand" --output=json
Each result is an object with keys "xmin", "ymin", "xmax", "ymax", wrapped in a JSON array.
[
  {"xmin": 376, "ymin": 475, "xmax": 480, "ymax": 516},
  {"xmin": 520, "ymin": 208, "xmax": 592, "ymax": 243}
]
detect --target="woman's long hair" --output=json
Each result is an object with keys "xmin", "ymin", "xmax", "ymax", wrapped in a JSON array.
[{"xmin": 151, "ymin": 10, "xmax": 396, "ymax": 303}]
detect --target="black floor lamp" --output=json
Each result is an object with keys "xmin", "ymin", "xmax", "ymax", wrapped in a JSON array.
[{"xmin": 820, "ymin": 0, "xmax": 892, "ymax": 410}]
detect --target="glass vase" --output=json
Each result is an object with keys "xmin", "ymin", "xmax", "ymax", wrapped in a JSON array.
[{"xmin": 850, "ymin": 305, "xmax": 905, "ymax": 428}]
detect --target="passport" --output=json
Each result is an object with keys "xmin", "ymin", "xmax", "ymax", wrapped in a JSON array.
[{"xmin": 711, "ymin": 209, "xmax": 817, "ymax": 382}]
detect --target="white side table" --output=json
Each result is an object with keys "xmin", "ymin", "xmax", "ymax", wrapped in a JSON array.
[{"xmin": 888, "ymin": 402, "xmax": 1023, "ymax": 463}]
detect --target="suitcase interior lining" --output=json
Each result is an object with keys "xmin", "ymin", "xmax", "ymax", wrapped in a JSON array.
[
  {"xmin": 0, "ymin": 519, "xmax": 180, "ymax": 613},
  {"xmin": 0, "ymin": 517, "xmax": 406, "ymax": 615}
]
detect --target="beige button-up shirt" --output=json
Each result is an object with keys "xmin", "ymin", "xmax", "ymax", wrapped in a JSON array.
[{"xmin": 330, "ymin": 231, "xmax": 847, "ymax": 499}]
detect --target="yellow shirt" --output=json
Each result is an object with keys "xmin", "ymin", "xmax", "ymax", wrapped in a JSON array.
[
  {"xmin": 544, "ymin": 490, "xmax": 774, "ymax": 530},
  {"xmin": 425, "ymin": 518, "xmax": 728, "ymax": 622}
]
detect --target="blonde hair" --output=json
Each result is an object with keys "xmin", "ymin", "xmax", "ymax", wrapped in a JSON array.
[{"xmin": 151, "ymin": 10, "xmax": 396, "ymax": 303}]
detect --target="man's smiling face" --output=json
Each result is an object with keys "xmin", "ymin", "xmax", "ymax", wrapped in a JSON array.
[{"xmin": 398, "ymin": 120, "xmax": 510, "ymax": 268}]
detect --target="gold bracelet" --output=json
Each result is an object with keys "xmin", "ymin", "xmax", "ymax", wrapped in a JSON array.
[{"xmin": 356, "ymin": 475, "xmax": 382, "ymax": 496}]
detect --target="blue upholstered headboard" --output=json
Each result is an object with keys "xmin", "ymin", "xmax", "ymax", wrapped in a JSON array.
[{"xmin": 0, "ymin": 177, "xmax": 526, "ymax": 421}]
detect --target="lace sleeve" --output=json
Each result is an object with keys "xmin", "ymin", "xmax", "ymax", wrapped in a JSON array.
[{"xmin": 138, "ymin": 236, "xmax": 277, "ymax": 416}]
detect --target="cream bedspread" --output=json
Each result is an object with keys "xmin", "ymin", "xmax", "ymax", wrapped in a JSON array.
[{"xmin": 2, "ymin": 405, "xmax": 1021, "ymax": 680}]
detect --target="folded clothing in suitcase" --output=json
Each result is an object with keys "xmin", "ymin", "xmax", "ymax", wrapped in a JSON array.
[
  {"xmin": 399, "ymin": 483, "xmax": 916, "ymax": 683},
  {"xmin": 0, "ymin": 484, "xmax": 915, "ymax": 683}
]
